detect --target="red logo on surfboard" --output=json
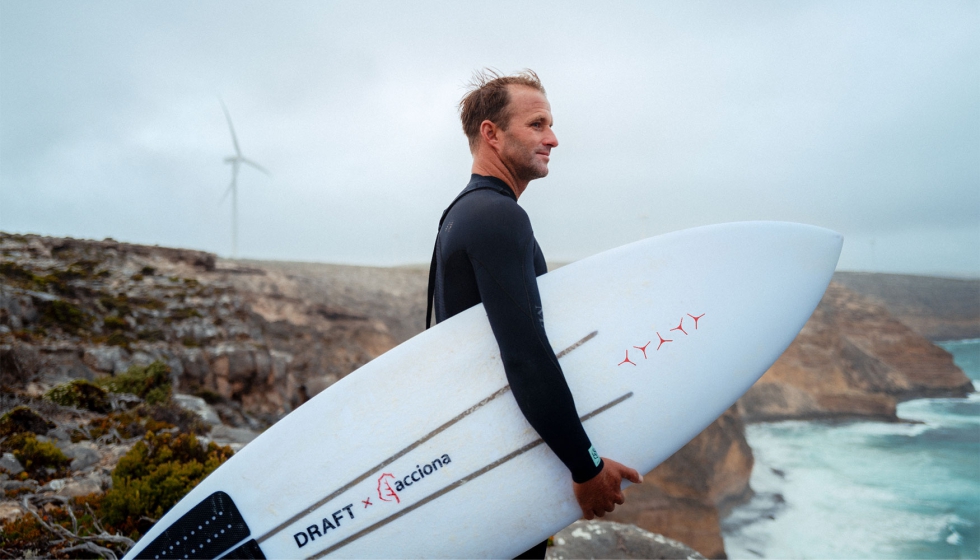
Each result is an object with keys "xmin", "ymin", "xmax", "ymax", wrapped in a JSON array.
[
  {"xmin": 377, "ymin": 473, "xmax": 400, "ymax": 504},
  {"xmin": 618, "ymin": 313, "xmax": 704, "ymax": 366}
]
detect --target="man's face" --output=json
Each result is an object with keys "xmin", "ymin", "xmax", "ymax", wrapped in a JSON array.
[{"xmin": 497, "ymin": 85, "xmax": 558, "ymax": 183}]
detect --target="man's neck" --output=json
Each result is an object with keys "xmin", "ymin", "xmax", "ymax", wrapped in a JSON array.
[{"xmin": 471, "ymin": 160, "xmax": 527, "ymax": 199}]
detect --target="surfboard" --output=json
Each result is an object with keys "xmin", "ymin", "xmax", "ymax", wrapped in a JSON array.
[{"xmin": 123, "ymin": 221, "xmax": 842, "ymax": 560}]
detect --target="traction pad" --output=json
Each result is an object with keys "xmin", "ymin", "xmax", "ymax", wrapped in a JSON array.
[{"xmin": 133, "ymin": 491, "xmax": 263, "ymax": 559}]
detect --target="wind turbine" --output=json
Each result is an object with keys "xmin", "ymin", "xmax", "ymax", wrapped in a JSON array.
[{"xmin": 219, "ymin": 101, "xmax": 270, "ymax": 258}]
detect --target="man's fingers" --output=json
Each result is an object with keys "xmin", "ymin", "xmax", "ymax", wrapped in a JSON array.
[{"xmin": 623, "ymin": 467, "xmax": 642, "ymax": 484}]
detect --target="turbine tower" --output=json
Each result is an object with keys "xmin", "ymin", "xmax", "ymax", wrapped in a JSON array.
[{"xmin": 220, "ymin": 101, "xmax": 270, "ymax": 258}]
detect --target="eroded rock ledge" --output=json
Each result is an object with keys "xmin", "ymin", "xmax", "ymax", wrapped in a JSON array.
[
  {"xmin": 738, "ymin": 282, "xmax": 973, "ymax": 423},
  {"xmin": 547, "ymin": 520, "xmax": 705, "ymax": 559},
  {"xmin": 1, "ymin": 232, "xmax": 397, "ymax": 423}
]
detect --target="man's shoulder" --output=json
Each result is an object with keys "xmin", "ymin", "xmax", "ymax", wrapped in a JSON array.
[
  {"xmin": 440, "ymin": 188, "xmax": 532, "ymax": 252},
  {"xmin": 450, "ymin": 190, "xmax": 529, "ymax": 235},
  {"xmin": 450, "ymin": 187, "xmax": 526, "ymax": 221}
]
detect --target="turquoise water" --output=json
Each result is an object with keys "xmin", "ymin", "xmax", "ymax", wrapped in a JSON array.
[{"xmin": 723, "ymin": 339, "xmax": 980, "ymax": 559}]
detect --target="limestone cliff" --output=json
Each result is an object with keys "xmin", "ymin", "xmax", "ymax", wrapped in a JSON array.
[
  {"xmin": 605, "ymin": 406, "xmax": 753, "ymax": 559},
  {"xmin": 737, "ymin": 282, "xmax": 974, "ymax": 422},
  {"xmin": 0, "ymin": 233, "xmax": 396, "ymax": 423},
  {"xmin": 832, "ymin": 271, "xmax": 979, "ymax": 341}
]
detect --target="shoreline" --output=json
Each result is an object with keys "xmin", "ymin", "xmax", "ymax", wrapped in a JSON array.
[{"xmin": 723, "ymin": 340, "xmax": 980, "ymax": 559}]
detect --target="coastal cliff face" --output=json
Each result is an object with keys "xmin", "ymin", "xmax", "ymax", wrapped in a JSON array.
[
  {"xmin": 606, "ymin": 406, "xmax": 753, "ymax": 559},
  {"xmin": 832, "ymin": 271, "xmax": 980, "ymax": 341},
  {"xmin": 737, "ymin": 282, "xmax": 974, "ymax": 422},
  {"xmin": 0, "ymin": 233, "xmax": 396, "ymax": 424}
]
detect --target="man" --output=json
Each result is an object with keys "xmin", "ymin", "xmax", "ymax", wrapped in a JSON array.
[{"xmin": 426, "ymin": 69, "xmax": 642, "ymax": 559}]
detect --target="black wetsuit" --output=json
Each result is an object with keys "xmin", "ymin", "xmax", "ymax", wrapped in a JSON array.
[{"xmin": 428, "ymin": 173, "xmax": 603, "ymax": 483}]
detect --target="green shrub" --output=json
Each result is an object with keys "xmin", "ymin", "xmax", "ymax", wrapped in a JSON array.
[
  {"xmin": 103, "ymin": 315, "xmax": 128, "ymax": 330},
  {"xmin": 137, "ymin": 329, "xmax": 165, "ymax": 342},
  {"xmin": 106, "ymin": 331, "xmax": 132, "ymax": 348},
  {"xmin": 45, "ymin": 379, "xmax": 111, "ymax": 413},
  {"xmin": 1, "ymin": 433, "xmax": 69, "ymax": 479},
  {"xmin": 169, "ymin": 307, "xmax": 201, "ymax": 321},
  {"xmin": 97, "ymin": 361, "xmax": 172, "ymax": 404},
  {"xmin": 76, "ymin": 401, "xmax": 209, "ymax": 444},
  {"xmin": 36, "ymin": 299, "xmax": 91, "ymax": 334},
  {"xmin": 99, "ymin": 293, "xmax": 132, "ymax": 316},
  {"xmin": 0, "ymin": 262, "xmax": 37, "ymax": 286},
  {"xmin": 100, "ymin": 431, "xmax": 233, "ymax": 536},
  {"xmin": 0, "ymin": 406, "xmax": 54, "ymax": 438}
]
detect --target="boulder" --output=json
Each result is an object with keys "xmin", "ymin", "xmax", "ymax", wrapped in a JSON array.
[
  {"xmin": 62, "ymin": 471, "xmax": 105, "ymax": 497},
  {"xmin": 83, "ymin": 345, "xmax": 128, "ymax": 374},
  {"xmin": 0, "ymin": 452, "xmax": 24, "ymax": 475},
  {"xmin": 547, "ymin": 520, "xmax": 705, "ymax": 559},
  {"xmin": 173, "ymin": 393, "xmax": 222, "ymax": 426},
  {"xmin": 56, "ymin": 441, "xmax": 101, "ymax": 472},
  {"xmin": 0, "ymin": 500, "xmax": 23, "ymax": 523}
]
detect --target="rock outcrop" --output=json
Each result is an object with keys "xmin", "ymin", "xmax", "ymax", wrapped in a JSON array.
[
  {"xmin": 738, "ymin": 282, "xmax": 974, "ymax": 422},
  {"xmin": 547, "ymin": 520, "xmax": 705, "ymax": 559},
  {"xmin": 0, "ymin": 233, "xmax": 397, "ymax": 424},
  {"xmin": 832, "ymin": 271, "xmax": 980, "ymax": 341},
  {"xmin": 605, "ymin": 406, "xmax": 753, "ymax": 559}
]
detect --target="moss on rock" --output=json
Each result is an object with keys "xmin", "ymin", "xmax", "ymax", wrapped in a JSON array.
[
  {"xmin": 45, "ymin": 379, "xmax": 112, "ymax": 413},
  {"xmin": 97, "ymin": 361, "xmax": 172, "ymax": 404},
  {"xmin": 0, "ymin": 406, "xmax": 54, "ymax": 438},
  {"xmin": 36, "ymin": 298, "xmax": 91, "ymax": 334}
]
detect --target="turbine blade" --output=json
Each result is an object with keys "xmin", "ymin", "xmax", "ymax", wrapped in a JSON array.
[
  {"xmin": 220, "ymin": 99, "xmax": 242, "ymax": 157},
  {"xmin": 219, "ymin": 163, "xmax": 238, "ymax": 205},
  {"xmin": 241, "ymin": 157, "xmax": 271, "ymax": 176}
]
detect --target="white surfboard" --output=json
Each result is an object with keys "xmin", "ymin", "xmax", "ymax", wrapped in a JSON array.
[{"xmin": 124, "ymin": 221, "xmax": 842, "ymax": 560}]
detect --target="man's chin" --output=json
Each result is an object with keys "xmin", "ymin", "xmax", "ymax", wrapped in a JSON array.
[{"xmin": 515, "ymin": 162, "xmax": 549, "ymax": 183}]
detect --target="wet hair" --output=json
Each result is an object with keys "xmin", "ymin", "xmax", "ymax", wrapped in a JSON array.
[{"xmin": 459, "ymin": 69, "xmax": 546, "ymax": 152}]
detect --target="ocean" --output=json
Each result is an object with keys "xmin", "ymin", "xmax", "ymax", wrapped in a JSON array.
[{"xmin": 722, "ymin": 339, "xmax": 980, "ymax": 559}]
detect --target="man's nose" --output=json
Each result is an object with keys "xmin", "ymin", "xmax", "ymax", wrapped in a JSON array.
[{"xmin": 545, "ymin": 128, "xmax": 558, "ymax": 148}]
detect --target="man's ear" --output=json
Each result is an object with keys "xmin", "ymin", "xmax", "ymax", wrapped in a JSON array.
[{"xmin": 479, "ymin": 120, "xmax": 499, "ymax": 149}]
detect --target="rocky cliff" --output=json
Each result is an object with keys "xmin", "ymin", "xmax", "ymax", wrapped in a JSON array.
[
  {"xmin": 605, "ymin": 406, "xmax": 753, "ymax": 559},
  {"xmin": 1, "ymin": 233, "xmax": 397, "ymax": 424},
  {"xmin": 737, "ymin": 282, "xmax": 974, "ymax": 422},
  {"xmin": 832, "ymin": 271, "xmax": 979, "ymax": 341}
]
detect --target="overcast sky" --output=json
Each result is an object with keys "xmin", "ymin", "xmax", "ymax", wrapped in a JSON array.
[{"xmin": 2, "ymin": 1, "xmax": 978, "ymax": 277}]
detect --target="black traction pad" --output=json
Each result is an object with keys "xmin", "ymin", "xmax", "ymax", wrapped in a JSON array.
[
  {"xmin": 133, "ymin": 491, "xmax": 256, "ymax": 559},
  {"xmin": 219, "ymin": 539, "xmax": 266, "ymax": 559}
]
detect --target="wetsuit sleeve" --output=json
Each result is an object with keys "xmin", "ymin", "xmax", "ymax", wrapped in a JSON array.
[{"xmin": 465, "ymin": 200, "xmax": 603, "ymax": 483}]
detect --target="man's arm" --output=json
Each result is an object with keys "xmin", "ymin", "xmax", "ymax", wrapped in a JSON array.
[{"xmin": 464, "ymin": 199, "xmax": 603, "ymax": 483}]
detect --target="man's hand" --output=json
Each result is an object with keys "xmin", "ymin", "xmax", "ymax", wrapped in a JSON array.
[{"xmin": 572, "ymin": 458, "xmax": 642, "ymax": 520}]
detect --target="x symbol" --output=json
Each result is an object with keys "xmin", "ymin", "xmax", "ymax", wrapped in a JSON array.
[{"xmin": 362, "ymin": 497, "xmax": 373, "ymax": 508}]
